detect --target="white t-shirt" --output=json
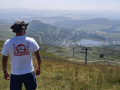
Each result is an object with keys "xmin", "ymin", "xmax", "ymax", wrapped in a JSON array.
[{"xmin": 1, "ymin": 36, "xmax": 39, "ymax": 75}]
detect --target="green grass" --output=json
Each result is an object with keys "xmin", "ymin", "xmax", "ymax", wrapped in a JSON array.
[
  {"xmin": 40, "ymin": 45, "xmax": 120, "ymax": 62},
  {"xmin": 39, "ymin": 50, "xmax": 65, "ymax": 60},
  {"xmin": 97, "ymin": 32, "xmax": 120, "ymax": 42},
  {"xmin": 1, "ymin": 58, "xmax": 120, "ymax": 90},
  {"xmin": 1, "ymin": 40, "xmax": 120, "ymax": 90}
]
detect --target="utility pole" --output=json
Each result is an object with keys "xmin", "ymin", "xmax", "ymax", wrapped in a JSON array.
[
  {"xmin": 72, "ymin": 47, "xmax": 75, "ymax": 58},
  {"xmin": 81, "ymin": 47, "xmax": 91, "ymax": 65}
]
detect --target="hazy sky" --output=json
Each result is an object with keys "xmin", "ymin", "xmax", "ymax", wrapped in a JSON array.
[{"xmin": 0, "ymin": 0, "xmax": 120, "ymax": 11}]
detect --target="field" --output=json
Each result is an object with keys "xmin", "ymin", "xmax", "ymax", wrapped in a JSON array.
[
  {"xmin": 1, "ymin": 58, "xmax": 120, "ymax": 90},
  {"xmin": 1, "ymin": 40, "xmax": 120, "ymax": 90},
  {"xmin": 40, "ymin": 45, "xmax": 120, "ymax": 62},
  {"xmin": 0, "ymin": 22, "xmax": 14, "ymax": 40}
]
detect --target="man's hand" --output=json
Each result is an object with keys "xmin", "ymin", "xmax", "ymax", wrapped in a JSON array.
[
  {"xmin": 34, "ymin": 50, "xmax": 41, "ymax": 76},
  {"xmin": 35, "ymin": 68, "xmax": 40, "ymax": 76},
  {"xmin": 2, "ymin": 55, "xmax": 10, "ymax": 80},
  {"xmin": 4, "ymin": 71, "xmax": 10, "ymax": 80}
]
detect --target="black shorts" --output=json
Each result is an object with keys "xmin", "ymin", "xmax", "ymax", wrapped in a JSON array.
[{"xmin": 10, "ymin": 72, "xmax": 37, "ymax": 90}]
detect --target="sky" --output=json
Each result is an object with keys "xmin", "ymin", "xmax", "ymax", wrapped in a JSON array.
[{"xmin": 0, "ymin": 0, "xmax": 120, "ymax": 11}]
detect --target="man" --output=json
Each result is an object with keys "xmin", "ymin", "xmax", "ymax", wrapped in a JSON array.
[{"xmin": 1, "ymin": 21, "xmax": 41, "ymax": 90}]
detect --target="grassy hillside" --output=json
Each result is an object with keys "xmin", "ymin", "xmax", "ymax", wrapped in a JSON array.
[
  {"xmin": 0, "ymin": 22, "xmax": 14, "ymax": 40},
  {"xmin": 1, "ymin": 40, "xmax": 120, "ymax": 89},
  {"xmin": 1, "ymin": 58, "xmax": 120, "ymax": 89},
  {"xmin": 40, "ymin": 45, "xmax": 120, "ymax": 62}
]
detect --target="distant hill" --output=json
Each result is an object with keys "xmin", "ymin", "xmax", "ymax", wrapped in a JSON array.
[
  {"xmin": 0, "ymin": 22, "xmax": 14, "ymax": 40},
  {"xmin": 54, "ymin": 18, "xmax": 120, "ymax": 43},
  {"xmin": 1, "ymin": 18, "xmax": 120, "ymax": 46},
  {"xmin": 27, "ymin": 20, "xmax": 83, "ymax": 45},
  {"xmin": 0, "ymin": 22, "xmax": 11, "ymax": 32},
  {"xmin": 39, "ymin": 16, "xmax": 71, "ymax": 24},
  {"xmin": 26, "ymin": 20, "xmax": 105, "ymax": 46},
  {"xmin": 55, "ymin": 18, "xmax": 120, "ymax": 34},
  {"xmin": 55, "ymin": 18, "xmax": 120, "ymax": 29}
]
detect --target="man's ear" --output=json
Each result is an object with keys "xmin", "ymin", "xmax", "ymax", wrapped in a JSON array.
[{"xmin": 23, "ymin": 29, "xmax": 26, "ymax": 34}]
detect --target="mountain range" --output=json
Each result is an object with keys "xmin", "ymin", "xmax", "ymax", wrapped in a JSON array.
[{"xmin": 0, "ymin": 18, "xmax": 120, "ymax": 46}]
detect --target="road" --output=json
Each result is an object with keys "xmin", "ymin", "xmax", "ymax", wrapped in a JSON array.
[{"xmin": 67, "ymin": 58, "xmax": 120, "ymax": 65}]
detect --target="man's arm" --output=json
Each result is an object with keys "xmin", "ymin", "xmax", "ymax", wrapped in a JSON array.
[
  {"xmin": 2, "ymin": 55, "xmax": 10, "ymax": 80},
  {"xmin": 34, "ymin": 50, "xmax": 41, "ymax": 76}
]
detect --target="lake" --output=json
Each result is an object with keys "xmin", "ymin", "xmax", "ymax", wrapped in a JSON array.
[{"xmin": 76, "ymin": 39, "xmax": 102, "ymax": 46}]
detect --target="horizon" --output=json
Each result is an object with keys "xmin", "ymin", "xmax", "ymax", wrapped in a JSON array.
[
  {"xmin": 0, "ymin": 8, "xmax": 120, "ymax": 14},
  {"xmin": 0, "ymin": 0, "xmax": 120, "ymax": 11}
]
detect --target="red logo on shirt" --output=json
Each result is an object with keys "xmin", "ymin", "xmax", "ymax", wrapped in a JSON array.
[{"xmin": 14, "ymin": 44, "xmax": 30, "ymax": 56}]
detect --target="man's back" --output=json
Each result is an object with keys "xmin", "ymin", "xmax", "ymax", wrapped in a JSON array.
[
  {"xmin": 2, "ymin": 21, "xmax": 41, "ymax": 90},
  {"xmin": 2, "ymin": 36, "xmax": 39, "ymax": 75}
]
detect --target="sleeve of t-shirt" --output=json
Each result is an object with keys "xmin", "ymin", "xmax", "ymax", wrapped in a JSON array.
[
  {"xmin": 1, "ymin": 40, "xmax": 9, "ymax": 56},
  {"xmin": 32, "ymin": 39, "xmax": 40, "ymax": 52}
]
